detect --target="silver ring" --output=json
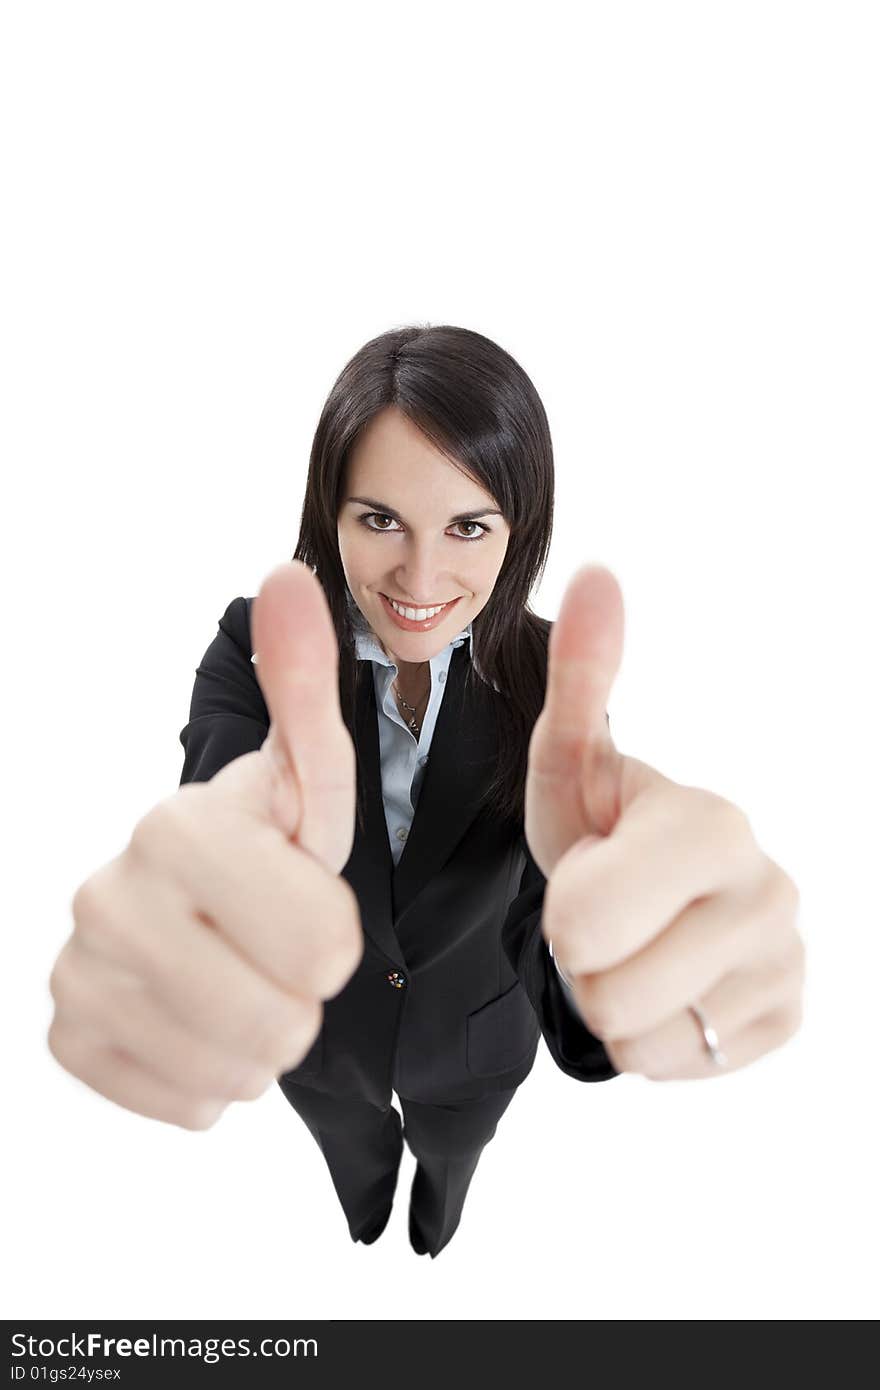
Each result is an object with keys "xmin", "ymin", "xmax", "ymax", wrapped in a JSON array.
[
  {"xmin": 688, "ymin": 1002, "xmax": 728, "ymax": 1068},
  {"xmin": 548, "ymin": 938, "xmax": 575, "ymax": 989}
]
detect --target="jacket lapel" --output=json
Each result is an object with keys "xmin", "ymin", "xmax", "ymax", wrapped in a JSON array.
[{"xmin": 341, "ymin": 641, "xmax": 500, "ymax": 968}]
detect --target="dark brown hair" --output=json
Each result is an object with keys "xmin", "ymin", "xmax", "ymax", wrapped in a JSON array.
[{"xmin": 289, "ymin": 323, "xmax": 554, "ymax": 835}]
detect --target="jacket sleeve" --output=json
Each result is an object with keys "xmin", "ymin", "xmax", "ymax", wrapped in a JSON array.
[
  {"xmin": 501, "ymin": 831, "xmax": 621, "ymax": 1083},
  {"xmin": 178, "ymin": 596, "xmax": 270, "ymax": 786}
]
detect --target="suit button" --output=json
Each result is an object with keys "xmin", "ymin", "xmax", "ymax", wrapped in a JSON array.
[{"xmin": 386, "ymin": 971, "xmax": 406, "ymax": 989}]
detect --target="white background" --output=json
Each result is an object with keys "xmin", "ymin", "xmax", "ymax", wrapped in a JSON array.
[{"xmin": 3, "ymin": 1, "xmax": 877, "ymax": 1321}]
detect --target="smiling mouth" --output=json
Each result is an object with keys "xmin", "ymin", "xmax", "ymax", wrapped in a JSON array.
[
  {"xmin": 378, "ymin": 593, "xmax": 463, "ymax": 625},
  {"xmin": 382, "ymin": 594, "xmax": 459, "ymax": 607}
]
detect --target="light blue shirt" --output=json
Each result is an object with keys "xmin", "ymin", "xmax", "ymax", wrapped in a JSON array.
[{"xmin": 347, "ymin": 590, "xmax": 579, "ymax": 1009}]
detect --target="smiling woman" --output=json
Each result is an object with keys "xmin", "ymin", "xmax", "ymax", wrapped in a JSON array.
[
  {"xmin": 53, "ymin": 321, "xmax": 620, "ymax": 1268},
  {"xmin": 234, "ymin": 324, "xmax": 619, "ymax": 1257},
  {"xmin": 291, "ymin": 323, "xmax": 558, "ymax": 834},
  {"xmin": 337, "ymin": 406, "xmax": 513, "ymax": 693}
]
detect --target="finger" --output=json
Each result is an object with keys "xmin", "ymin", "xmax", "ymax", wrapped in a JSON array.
[
  {"xmin": 565, "ymin": 868, "xmax": 800, "ymax": 1039},
  {"xmin": 127, "ymin": 789, "xmax": 362, "ymax": 998},
  {"xmin": 544, "ymin": 783, "xmax": 761, "ymax": 974},
  {"xmin": 250, "ymin": 561, "xmax": 356, "ymax": 865},
  {"xmin": 529, "ymin": 565, "xmax": 625, "ymax": 838},
  {"xmin": 604, "ymin": 972, "xmax": 804, "ymax": 1080},
  {"xmin": 541, "ymin": 565, "xmax": 624, "ymax": 754},
  {"xmin": 72, "ymin": 851, "xmax": 350, "ymax": 1057},
  {"xmin": 51, "ymin": 937, "xmax": 316, "ymax": 1100},
  {"xmin": 47, "ymin": 1013, "xmax": 226, "ymax": 1131}
]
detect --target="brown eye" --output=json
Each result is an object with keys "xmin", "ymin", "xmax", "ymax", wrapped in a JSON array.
[
  {"xmin": 360, "ymin": 513, "xmax": 400, "ymax": 532},
  {"xmin": 451, "ymin": 520, "xmax": 491, "ymax": 541},
  {"xmin": 358, "ymin": 513, "xmax": 490, "ymax": 542}
]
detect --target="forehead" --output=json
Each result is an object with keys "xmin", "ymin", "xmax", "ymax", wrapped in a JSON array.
[
  {"xmin": 347, "ymin": 407, "xmax": 495, "ymax": 504},
  {"xmin": 349, "ymin": 407, "xmax": 453, "ymax": 475}
]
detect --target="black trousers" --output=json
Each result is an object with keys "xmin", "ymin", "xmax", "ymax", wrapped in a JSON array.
[{"xmin": 277, "ymin": 1076, "xmax": 519, "ymax": 1258}]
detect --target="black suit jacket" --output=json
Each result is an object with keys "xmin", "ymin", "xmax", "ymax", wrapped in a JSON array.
[{"xmin": 178, "ymin": 597, "xmax": 619, "ymax": 1105}]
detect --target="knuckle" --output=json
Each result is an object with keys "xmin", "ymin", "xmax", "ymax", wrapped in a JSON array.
[
  {"xmin": 694, "ymin": 788, "xmax": 752, "ymax": 850},
  {"xmin": 715, "ymin": 792, "xmax": 750, "ymax": 834},
  {"xmin": 230, "ymin": 1067, "xmax": 276, "ymax": 1102},
  {"xmin": 720, "ymin": 796, "xmax": 753, "ymax": 849},
  {"xmin": 177, "ymin": 1049, "xmax": 274, "ymax": 1104},
  {"xmin": 782, "ymin": 996, "xmax": 804, "ymax": 1037},
  {"xmin": 202, "ymin": 1063, "xmax": 269, "ymax": 1104},
  {"xmin": 46, "ymin": 1013, "xmax": 71, "ymax": 1067},
  {"xmin": 316, "ymin": 891, "xmax": 364, "ymax": 996},
  {"xmin": 274, "ymin": 1002, "xmax": 323, "ymax": 1072},
  {"xmin": 129, "ymin": 790, "xmax": 202, "ymax": 865},
  {"xmin": 70, "ymin": 869, "xmax": 128, "ymax": 957},
  {"xmin": 576, "ymin": 976, "xmax": 616, "ymax": 1039},
  {"xmin": 252, "ymin": 998, "xmax": 321, "ymax": 1070},
  {"xmin": 243, "ymin": 1011, "xmax": 287, "ymax": 1069},
  {"xmin": 47, "ymin": 1013, "xmax": 96, "ymax": 1079},
  {"xmin": 48, "ymin": 943, "xmax": 75, "ymax": 1007},
  {"xmin": 766, "ymin": 1000, "xmax": 803, "ymax": 1044},
  {"xmin": 70, "ymin": 877, "xmax": 93, "ymax": 924},
  {"xmin": 216, "ymin": 1045, "xmax": 280, "ymax": 1100},
  {"xmin": 338, "ymin": 917, "xmax": 366, "ymax": 983},
  {"xmin": 783, "ymin": 870, "xmax": 802, "ymax": 914},
  {"xmin": 604, "ymin": 1036, "xmax": 638, "ymax": 1074},
  {"xmin": 773, "ymin": 923, "xmax": 806, "ymax": 983},
  {"xmin": 543, "ymin": 886, "xmax": 576, "ymax": 957},
  {"xmin": 757, "ymin": 869, "xmax": 805, "ymax": 969},
  {"xmin": 178, "ymin": 1099, "xmax": 225, "ymax": 1132},
  {"xmin": 128, "ymin": 804, "xmax": 167, "ymax": 862},
  {"xmin": 48, "ymin": 953, "xmax": 99, "ymax": 1036},
  {"xmin": 768, "ymin": 952, "xmax": 803, "ymax": 1007},
  {"xmin": 766, "ymin": 862, "xmax": 801, "ymax": 916},
  {"xmin": 70, "ymin": 870, "xmax": 112, "ymax": 930}
]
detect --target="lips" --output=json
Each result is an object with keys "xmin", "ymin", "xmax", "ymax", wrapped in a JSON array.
[{"xmin": 379, "ymin": 592, "xmax": 462, "ymax": 631}]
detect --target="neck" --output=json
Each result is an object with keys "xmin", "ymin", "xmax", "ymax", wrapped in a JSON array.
[
  {"xmin": 394, "ymin": 656, "xmax": 427, "ymax": 680},
  {"xmin": 393, "ymin": 658, "xmax": 430, "ymax": 706}
]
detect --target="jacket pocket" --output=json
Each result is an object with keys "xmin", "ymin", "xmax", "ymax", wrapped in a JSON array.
[{"xmin": 466, "ymin": 980, "xmax": 540, "ymax": 1078}]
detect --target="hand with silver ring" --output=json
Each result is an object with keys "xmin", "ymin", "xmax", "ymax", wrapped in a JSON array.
[{"xmin": 529, "ymin": 566, "xmax": 805, "ymax": 1081}]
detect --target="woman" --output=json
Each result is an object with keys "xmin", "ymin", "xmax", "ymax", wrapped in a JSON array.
[
  {"xmin": 178, "ymin": 323, "xmax": 618, "ymax": 1257},
  {"xmin": 53, "ymin": 324, "xmax": 802, "ymax": 1260}
]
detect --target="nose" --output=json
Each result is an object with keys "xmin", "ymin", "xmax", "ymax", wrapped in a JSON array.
[{"xmin": 392, "ymin": 546, "xmax": 457, "ymax": 605}]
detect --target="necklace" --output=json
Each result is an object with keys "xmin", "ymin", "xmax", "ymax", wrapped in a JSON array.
[{"xmin": 393, "ymin": 665, "xmax": 429, "ymax": 737}]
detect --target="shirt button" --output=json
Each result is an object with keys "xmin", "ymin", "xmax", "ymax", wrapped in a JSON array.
[
  {"xmin": 419, "ymin": 755, "xmax": 428, "ymax": 766},
  {"xmin": 396, "ymin": 827, "xmax": 408, "ymax": 841},
  {"xmin": 386, "ymin": 971, "xmax": 406, "ymax": 988},
  {"xmin": 438, "ymin": 671, "xmax": 446, "ymax": 683}
]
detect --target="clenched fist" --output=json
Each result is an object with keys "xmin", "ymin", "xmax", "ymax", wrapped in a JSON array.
[{"xmin": 47, "ymin": 562, "xmax": 363, "ymax": 1129}]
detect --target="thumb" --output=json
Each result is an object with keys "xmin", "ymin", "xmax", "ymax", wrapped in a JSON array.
[
  {"xmin": 543, "ymin": 564, "xmax": 624, "ymax": 748},
  {"xmin": 251, "ymin": 561, "xmax": 356, "ymax": 872},
  {"xmin": 529, "ymin": 564, "xmax": 625, "ymax": 845}
]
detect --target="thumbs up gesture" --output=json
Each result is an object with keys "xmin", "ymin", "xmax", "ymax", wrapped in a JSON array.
[
  {"xmin": 251, "ymin": 561, "xmax": 358, "ymax": 874},
  {"xmin": 48, "ymin": 562, "xmax": 362, "ymax": 1129},
  {"xmin": 525, "ymin": 565, "xmax": 805, "ymax": 1080}
]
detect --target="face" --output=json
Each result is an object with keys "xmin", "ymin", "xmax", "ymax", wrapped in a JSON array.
[{"xmin": 337, "ymin": 406, "xmax": 511, "ymax": 672}]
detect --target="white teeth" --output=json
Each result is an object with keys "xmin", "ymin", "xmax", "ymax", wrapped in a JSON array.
[{"xmin": 388, "ymin": 597, "xmax": 447, "ymax": 621}]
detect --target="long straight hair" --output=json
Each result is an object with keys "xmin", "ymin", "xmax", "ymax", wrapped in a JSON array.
[{"xmin": 289, "ymin": 323, "xmax": 555, "ymax": 836}]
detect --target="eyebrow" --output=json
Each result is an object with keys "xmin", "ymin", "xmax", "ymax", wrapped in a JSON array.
[{"xmin": 346, "ymin": 496, "xmax": 503, "ymax": 525}]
